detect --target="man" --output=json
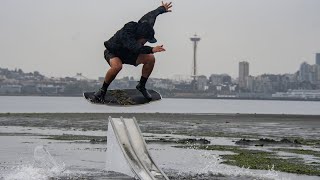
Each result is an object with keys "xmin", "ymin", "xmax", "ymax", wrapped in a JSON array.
[{"xmin": 92, "ymin": 1, "xmax": 173, "ymax": 102}]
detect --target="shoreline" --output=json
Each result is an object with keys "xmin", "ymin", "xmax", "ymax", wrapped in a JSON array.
[
  {"xmin": 1, "ymin": 112, "xmax": 320, "ymax": 136},
  {"xmin": 1, "ymin": 94, "xmax": 320, "ymax": 102},
  {"xmin": 1, "ymin": 112, "xmax": 320, "ymax": 118}
]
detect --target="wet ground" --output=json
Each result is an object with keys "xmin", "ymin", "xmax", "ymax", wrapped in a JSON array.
[{"xmin": 0, "ymin": 113, "xmax": 320, "ymax": 180}]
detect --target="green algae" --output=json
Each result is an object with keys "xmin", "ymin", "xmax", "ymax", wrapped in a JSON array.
[
  {"xmin": 274, "ymin": 148, "xmax": 320, "ymax": 158},
  {"xmin": 175, "ymin": 145, "xmax": 320, "ymax": 176},
  {"xmin": 43, "ymin": 135, "xmax": 106, "ymax": 143}
]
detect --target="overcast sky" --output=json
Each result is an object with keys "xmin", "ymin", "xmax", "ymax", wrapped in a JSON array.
[{"xmin": 1, "ymin": 0, "xmax": 320, "ymax": 80}]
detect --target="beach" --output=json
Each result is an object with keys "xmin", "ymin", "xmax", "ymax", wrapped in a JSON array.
[{"xmin": 1, "ymin": 113, "xmax": 320, "ymax": 179}]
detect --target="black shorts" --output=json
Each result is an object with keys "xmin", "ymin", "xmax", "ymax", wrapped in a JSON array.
[{"xmin": 104, "ymin": 49, "xmax": 139, "ymax": 66}]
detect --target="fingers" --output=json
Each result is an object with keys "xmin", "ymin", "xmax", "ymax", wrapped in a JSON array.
[
  {"xmin": 153, "ymin": 45, "xmax": 166, "ymax": 53},
  {"xmin": 158, "ymin": 46, "xmax": 166, "ymax": 52},
  {"xmin": 158, "ymin": 45, "xmax": 165, "ymax": 50},
  {"xmin": 162, "ymin": 1, "xmax": 172, "ymax": 12},
  {"xmin": 165, "ymin": 2, "xmax": 172, "ymax": 8},
  {"xmin": 155, "ymin": 49, "xmax": 165, "ymax": 52},
  {"xmin": 164, "ymin": 2, "xmax": 171, "ymax": 6}
]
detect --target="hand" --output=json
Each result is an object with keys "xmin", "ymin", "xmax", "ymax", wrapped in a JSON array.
[
  {"xmin": 162, "ymin": 1, "xmax": 172, "ymax": 12},
  {"xmin": 152, "ymin": 45, "xmax": 166, "ymax": 53}
]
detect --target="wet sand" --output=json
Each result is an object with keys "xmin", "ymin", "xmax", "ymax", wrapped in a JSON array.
[
  {"xmin": 1, "ymin": 113, "xmax": 320, "ymax": 140},
  {"xmin": 0, "ymin": 113, "xmax": 320, "ymax": 179}
]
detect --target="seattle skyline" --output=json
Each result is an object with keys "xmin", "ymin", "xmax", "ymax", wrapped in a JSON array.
[
  {"xmin": 1, "ymin": 0, "xmax": 320, "ymax": 79},
  {"xmin": 2, "ymin": 54, "xmax": 318, "ymax": 81}
]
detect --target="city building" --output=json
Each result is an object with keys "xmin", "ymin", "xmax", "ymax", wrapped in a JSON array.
[
  {"xmin": 0, "ymin": 85, "xmax": 22, "ymax": 94},
  {"xmin": 216, "ymin": 84, "xmax": 237, "ymax": 95},
  {"xmin": 239, "ymin": 61, "xmax": 249, "ymax": 89},
  {"xmin": 299, "ymin": 62, "xmax": 312, "ymax": 82},
  {"xmin": 316, "ymin": 65, "xmax": 320, "ymax": 84},
  {"xmin": 246, "ymin": 76, "xmax": 255, "ymax": 92},
  {"xmin": 316, "ymin": 53, "xmax": 320, "ymax": 66},
  {"xmin": 298, "ymin": 62, "xmax": 320, "ymax": 84},
  {"xmin": 209, "ymin": 74, "xmax": 232, "ymax": 85},
  {"xmin": 254, "ymin": 75, "xmax": 272, "ymax": 93},
  {"xmin": 152, "ymin": 79, "xmax": 175, "ymax": 90},
  {"xmin": 197, "ymin": 75, "xmax": 208, "ymax": 91},
  {"xmin": 311, "ymin": 64, "xmax": 320, "ymax": 84},
  {"xmin": 36, "ymin": 84, "xmax": 65, "ymax": 94},
  {"xmin": 172, "ymin": 74, "xmax": 192, "ymax": 83},
  {"xmin": 0, "ymin": 75, "xmax": 6, "ymax": 82}
]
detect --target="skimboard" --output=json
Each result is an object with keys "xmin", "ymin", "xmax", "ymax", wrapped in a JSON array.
[{"xmin": 83, "ymin": 89, "xmax": 162, "ymax": 106}]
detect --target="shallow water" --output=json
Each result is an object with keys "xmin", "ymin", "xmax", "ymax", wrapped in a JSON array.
[
  {"xmin": 1, "ymin": 113, "xmax": 320, "ymax": 179},
  {"xmin": 0, "ymin": 130, "xmax": 319, "ymax": 180},
  {"xmin": 1, "ymin": 96, "xmax": 320, "ymax": 114}
]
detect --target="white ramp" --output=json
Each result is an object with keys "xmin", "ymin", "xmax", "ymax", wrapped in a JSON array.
[{"xmin": 106, "ymin": 116, "xmax": 169, "ymax": 180}]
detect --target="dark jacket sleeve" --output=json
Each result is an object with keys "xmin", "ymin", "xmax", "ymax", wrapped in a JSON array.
[
  {"xmin": 138, "ymin": 6, "xmax": 167, "ymax": 27},
  {"xmin": 119, "ymin": 22, "xmax": 153, "ymax": 54}
]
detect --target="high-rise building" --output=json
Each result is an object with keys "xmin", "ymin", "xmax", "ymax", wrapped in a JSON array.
[
  {"xmin": 311, "ymin": 64, "xmax": 320, "ymax": 83},
  {"xmin": 316, "ymin": 53, "xmax": 320, "ymax": 65},
  {"xmin": 239, "ymin": 61, "xmax": 249, "ymax": 89},
  {"xmin": 299, "ymin": 62, "xmax": 320, "ymax": 84},
  {"xmin": 299, "ymin": 62, "xmax": 311, "ymax": 82}
]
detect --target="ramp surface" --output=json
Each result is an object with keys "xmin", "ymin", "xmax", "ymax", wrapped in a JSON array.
[{"xmin": 106, "ymin": 117, "xmax": 169, "ymax": 180}]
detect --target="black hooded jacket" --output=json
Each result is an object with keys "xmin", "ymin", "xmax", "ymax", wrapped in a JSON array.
[{"xmin": 104, "ymin": 6, "xmax": 167, "ymax": 56}]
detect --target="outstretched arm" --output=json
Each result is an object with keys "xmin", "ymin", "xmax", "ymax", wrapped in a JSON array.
[{"xmin": 138, "ymin": 1, "xmax": 172, "ymax": 27}]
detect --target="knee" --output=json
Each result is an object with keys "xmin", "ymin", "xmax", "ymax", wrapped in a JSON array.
[
  {"xmin": 147, "ymin": 54, "xmax": 155, "ymax": 65},
  {"xmin": 111, "ymin": 64, "xmax": 122, "ymax": 72}
]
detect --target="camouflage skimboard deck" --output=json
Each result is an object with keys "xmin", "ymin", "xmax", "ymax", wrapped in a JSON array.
[{"xmin": 83, "ymin": 89, "xmax": 162, "ymax": 106}]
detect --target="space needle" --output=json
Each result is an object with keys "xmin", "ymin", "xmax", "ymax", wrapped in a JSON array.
[{"xmin": 190, "ymin": 34, "xmax": 201, "ymax": 81}]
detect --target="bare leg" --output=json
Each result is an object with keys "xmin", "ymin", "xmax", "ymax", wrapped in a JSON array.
[
  {"xmin": 93, "ymin": 57, "xmax": 123, "ymax": 102},
  {"xmin": 104, "ymin": 57, "xmax": 123, "ymax": 84},
  {"xmin": 135, "ymin": 54, "xmax": 155, "ymax": 101},
  {"xmin": 136, "ymin": 54, "xmax": 156, "ymax": 78}
]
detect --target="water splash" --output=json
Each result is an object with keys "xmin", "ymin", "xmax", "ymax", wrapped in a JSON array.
[
  {"xmin": 33, "ymin": 146, "xmax": 65, "ymax": 172},
  {"xmin": 4, "ymin": 146, "xmax": 67, "ymax": 180},
  {"xmin": 151, "ymin": 145, "xmax": 298, "ymax": 180},
  {"xmin": 183, "ymin": 149, "xmax": 290, "ymax": 180}
]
